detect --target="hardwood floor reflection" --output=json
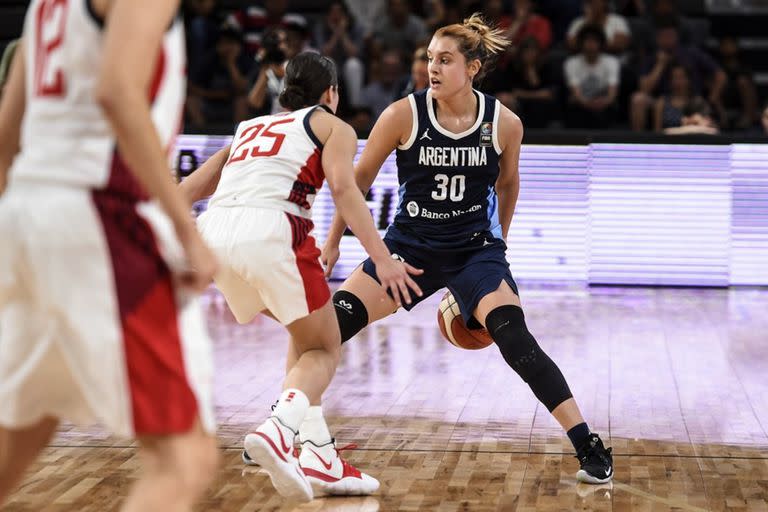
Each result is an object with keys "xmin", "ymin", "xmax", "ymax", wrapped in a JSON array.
[{"xmin": 5, "ymin": 286, "xmax": 768, "ymax": 511}]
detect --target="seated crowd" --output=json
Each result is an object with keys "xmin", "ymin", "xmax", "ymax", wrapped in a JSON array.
[{"xmin": 179, "ymin": 0, "xmax": 766, "ymax": 135}]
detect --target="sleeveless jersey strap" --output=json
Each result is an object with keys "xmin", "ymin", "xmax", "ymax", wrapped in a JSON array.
[
  {"xmin": 398, "ymin": 93, "xmax": 422, "ymax": 150},
  {"xmin": 303, "ymin": 105, "xmax": 328, "ymax": 149},
  {"xmin": 490, "ymin": 97, "xmax": 502, "ymax": 155}
]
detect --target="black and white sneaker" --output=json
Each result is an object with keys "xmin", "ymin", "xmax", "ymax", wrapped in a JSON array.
[{"xmin": 576, "ymin": 433, "xmax": 614, "ymax": 484}]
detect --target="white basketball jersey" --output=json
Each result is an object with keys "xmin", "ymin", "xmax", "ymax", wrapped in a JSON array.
[
  {"xmin": 209, "ymin": 106, "xmax": 327, "ymax": 219},
  {"xmin": 11, "ymin": 0, "xmax": 185, "ymax": 199}
]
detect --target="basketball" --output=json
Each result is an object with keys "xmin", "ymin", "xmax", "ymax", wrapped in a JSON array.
[{"xmin": 437, "ymin": 291, "xmax": 494, "ymax": 350}]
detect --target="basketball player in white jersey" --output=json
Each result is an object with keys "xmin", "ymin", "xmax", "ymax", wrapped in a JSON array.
[
  {"xmin": 0, "ymin": 1, "xmax": 219, "ymax": 510},
  {"xmin": 180, "ymin": 51, "xmax": 422, "ymax": 501}
]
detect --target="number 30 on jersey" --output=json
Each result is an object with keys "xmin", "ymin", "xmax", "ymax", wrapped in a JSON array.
[{"xmin": 432, "ymin": 174, "xmax": 466, "ymax": 202}]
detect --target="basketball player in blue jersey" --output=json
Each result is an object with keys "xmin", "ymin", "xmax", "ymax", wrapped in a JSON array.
[{"xmin": 321, "ymin": 14, "xmax": 614, "ymax": 484}]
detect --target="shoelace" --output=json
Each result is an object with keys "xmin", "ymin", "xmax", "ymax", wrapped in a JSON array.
[
  {"xmin": 308, "ymin": 439, "xmax": 360, "ymax": 466},
  {"xmin": 577, "ymin": 442, "xmax": 612, "ymax": 464},
  {"xmin": 336, "ymin": 442, "xmax": 358, "ymax": 454},
  {"xmin": 334, "ymin": 443, "xmax": 360, "ymax": 473}
]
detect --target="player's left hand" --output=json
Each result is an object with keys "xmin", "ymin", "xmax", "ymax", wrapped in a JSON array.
[
  {"xmin": 321, "ymin": 242, "xmax": 341, "ymax": 278},
  {"xmin": 374, "ymin": 255, "xmax": 424, "ymax": 308}
]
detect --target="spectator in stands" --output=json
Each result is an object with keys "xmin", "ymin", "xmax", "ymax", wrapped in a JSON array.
[
  {"xmin": 421, "ymin": 0, "xmax": 448, "ymax": 32},
  {"xmin": 0, "ymin": 40, "xmax": 19, "ymax": 100},
  {"xmin": 717, "ymin": 36, "xmax": 759, "ymax": 130},
  {"xmin": 187, "ymin": 26, "xmax": 253, "ymax": 128},
  {"xmin": 537, "ymin": 0, "xmax": 582, "ymax": 42},
  {"xmin": 652, "ymin": 63, "xmax": 701, "ymax": 132},
  {"xmin": 567, "ymin": 0, "xmax": 631, "ymax": 55},
  {"xmin": 361, "ymin": 50, "xmax": 408, "ymax": 120},
  {"xmin": 398, "ymin": 46, "xmax": 430, "ymax": 98},
  {"xmin": 636, "ymin": 0, "xmax": 706, "ymax": 51},
  {"xmin": 314, "ymin": 1, "xmax": 366, "ymax": 107},
  {"xmin": 345, "ymin": 0, "xmax": 386, "ymax": 36},
  {"xmin": 438, "ymin": 1, "xmax": 472, "ymax": 26},
  {"xmin": 246, "ymin": 22, "xmax": 310, "ymax": 116},
  {"xmin": 498, "ymin": 37, "xmax": 558, "ymax": 128},
  {"xmin": 371, "ymin": 0, "xmax": 428, "ymax": 54},
  {"xmin": 481, "ymin": 0, "xmax": 552, "ymax": 103},
  {"xmin": 630, "ymin": 17, "xmax": 726, "ymax": 131},
  {"xmin": 564, "ymin": 25, "xmax": 620, "ymax": 129},
  {"xmin": 247, "ymin": 28, "xmax": 290, "ymax": 115},
  {"xmin": 482, "ymin": 0, "xmax": 513, "ymax": 30},
  {"xmin": 347, "ymin": 0, "xmax": 444, "ymax": 43},
  {"xmin": 664, "ymin": 98, "xmax": 719, "ymax": 135},
  {"xmin": 227, "ymin": 0, "xmax": 307, "ymax": 57},
  {"xmin": 283, "ymin": 18, "xmax": 315, "ymax": 56},
  {"xmin": 186, "ymin": 0, "xmax": 221, "ymax": 78},
  {"xmin": 505, "ymin": 0, "xmax": 553, "ymax": 53}
]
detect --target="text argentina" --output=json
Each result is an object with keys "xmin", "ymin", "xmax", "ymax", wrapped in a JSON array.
[{"xmin": 418, "ymin": 146, "xmax": 488, "ymax": 167}]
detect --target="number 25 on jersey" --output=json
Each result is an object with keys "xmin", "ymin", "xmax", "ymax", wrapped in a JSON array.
[{"xmin": 227, "ymin": 118, "xmax": 295, "ymax": 165}]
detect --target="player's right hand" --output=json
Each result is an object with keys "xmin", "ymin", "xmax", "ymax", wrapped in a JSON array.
[
  {"xmin": 374, "ymin": 255, "xmax": 424, "ymax": 308},
  {"xmin": 321, "ymin": 242, "xmax": 340, "ymax": 278},
  {"xmin": 176, "ymin": 222, "xmax": 219, "ymax": 293}
]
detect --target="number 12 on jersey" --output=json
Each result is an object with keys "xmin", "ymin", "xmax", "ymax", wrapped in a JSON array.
[
  {"xmin": 432, "ymin": 174, "xmax": 466, "ymax": 202},
  {"xmin": 34, "ymin": 0, "xmax": 69, "ymax": 97}
]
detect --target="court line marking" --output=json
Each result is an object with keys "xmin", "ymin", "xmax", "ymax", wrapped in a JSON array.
[
  {"xmin": 40, "ymin": 445, "xmax": 719, "ymax": 511},
  {"xmin": 230, "ymin": 446, "xmax": 766, "ymax": 460},
  {"xmin": 46, "ymin": 443, "xmax": 768, "ymax": 461},
  {"xmin": 611, "ymin": 481, "xmax": 711, "ymax": 512}
]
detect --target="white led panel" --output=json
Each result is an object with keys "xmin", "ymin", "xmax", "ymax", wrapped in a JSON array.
[
  {"xmin": 589, "ymin": 144, "xmax": 731, "ymax": 286},
  {"xmin": 506, "ymin": 145, "xmax": 590, "ymax": 281},
  {"xmin": 174, "ymin": 136, "xmax": 767, "ymax": 286},
  {"xmin": 730, "ymin": 144, "xmax": 768, "ymax": 285}
]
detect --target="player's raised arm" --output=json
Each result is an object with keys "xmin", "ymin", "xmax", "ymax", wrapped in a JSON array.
[
  {"xmin": 352, "ymin": 98, "xmax": 414, "ymax": 193},
  {"xmin": 95, "ymin": 0, "xmax": 216, "ymax": 290},
  {"xmin": 0, "ymin": 39, "xmax": 25, "ymax": 195},
  {"xmin": 319, "ymin": 113, "xmax": 422, "ymax": 307}
]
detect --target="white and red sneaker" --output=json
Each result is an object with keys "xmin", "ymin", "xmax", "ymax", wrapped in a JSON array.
[
  {"xmin": 299, "ymin": 440, "xmax": 380, "ymax": 496},
  {"xmin": 244, "ymin": 417, "xmax": 313, "ymax": 502}
]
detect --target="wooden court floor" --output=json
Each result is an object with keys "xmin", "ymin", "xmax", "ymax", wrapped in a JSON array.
[{"xmin": 4, "ymin": 286, "xmax": 768, "ymax": 511}]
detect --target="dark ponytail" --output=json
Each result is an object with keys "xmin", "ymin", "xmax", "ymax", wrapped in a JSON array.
[
  {"xmin": 278, "ymin": 52, "xmax": 338, "ymax": 111},
  {"xmin": 279, "ymin": 84, "xmax": 308, "ymax": 111}
]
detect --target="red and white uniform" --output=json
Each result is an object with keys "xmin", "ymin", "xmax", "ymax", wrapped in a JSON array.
[
  {"xmin": 0, "ymin": 0, "xmax": 215, "ymax": 437},
  {"xmin": 198, "ymin": 105, "xmax": 330, "ymax": 325}
]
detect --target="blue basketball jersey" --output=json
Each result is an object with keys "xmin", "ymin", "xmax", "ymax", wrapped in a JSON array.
[{"xmin": 390, "ymin": 88, "xmax": 503, "ymax": 250}]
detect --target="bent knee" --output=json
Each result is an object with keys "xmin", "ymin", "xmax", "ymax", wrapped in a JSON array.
[{"xmin": 333, "ymin": 290, "xmax": 369, "ymax": 343}]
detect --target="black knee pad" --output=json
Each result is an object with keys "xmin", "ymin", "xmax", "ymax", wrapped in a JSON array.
[
  {"xmin": 333, "ymin": 290, "xmax": 369, "ymax": 343},
  {"xmin": 486, "ymin": 305, "xmax": 573, "ymax": 412}
]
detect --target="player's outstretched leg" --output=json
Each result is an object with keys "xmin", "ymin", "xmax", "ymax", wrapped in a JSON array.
[{"xmin": 476, "ymin": 281, "xmax": 613, "ymax": 484}]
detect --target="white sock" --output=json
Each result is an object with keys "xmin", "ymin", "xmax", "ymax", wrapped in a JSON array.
[
  {"xmin": 299, "ymin": 406, "xmax": 332, "ymax": 445},
  {"xmin": 271, "ymin": 388, "xmax": 309, "ymax": 432}
]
